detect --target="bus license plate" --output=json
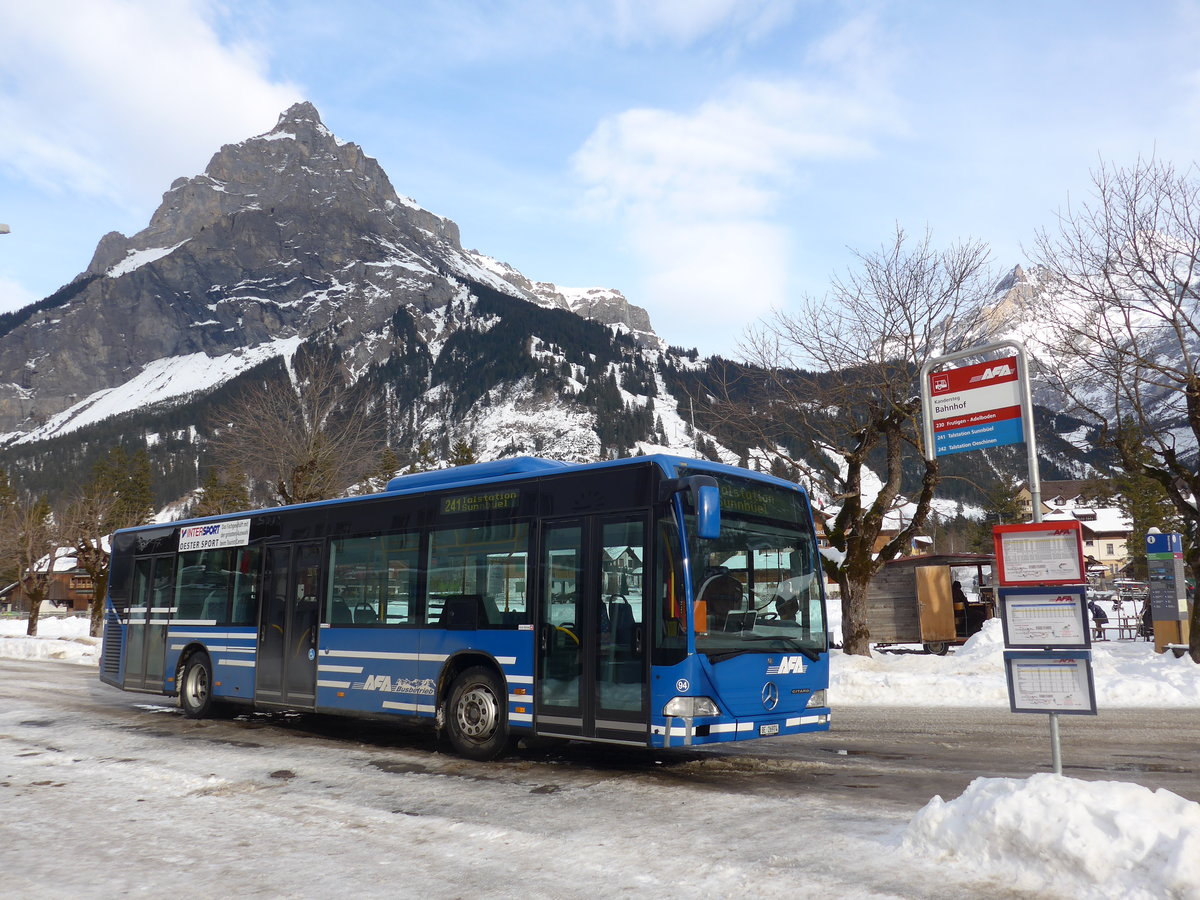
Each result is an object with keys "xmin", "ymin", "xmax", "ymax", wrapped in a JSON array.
[{"xmin": 759, "ymin": 723, "xmax": 779, "ymax": 736}]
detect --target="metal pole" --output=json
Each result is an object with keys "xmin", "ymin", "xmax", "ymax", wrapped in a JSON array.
[
  {"xmin": 1012, "ymin": 346, "xmax": 1063, "ymax": 773},
  {"xmin": 1049, "ymin": 711, "xmax": 1063, "ymax": 775}
]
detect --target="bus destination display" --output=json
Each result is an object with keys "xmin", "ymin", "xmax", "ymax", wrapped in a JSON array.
[{"xmin": 441, "ymin": 490, "xmax": 520, "ymax": 516}]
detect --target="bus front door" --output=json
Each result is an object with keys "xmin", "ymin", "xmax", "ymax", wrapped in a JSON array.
[
  {"xmin": 536, "ymin": 516, "xmax": 649, "ymax": 744},
  {"xmin": 255, "ymin": 542, "xmax": 322, "ymax": 708}
]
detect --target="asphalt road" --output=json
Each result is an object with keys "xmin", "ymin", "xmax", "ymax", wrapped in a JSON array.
[{"xmin": 5, "ymin": 657, "xmax": 1196, "ymax": 808}]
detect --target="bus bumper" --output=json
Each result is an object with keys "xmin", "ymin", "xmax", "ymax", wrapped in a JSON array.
[{"xmin": 652, "ymin": 709, "xmax": 831, "ymax": 748}]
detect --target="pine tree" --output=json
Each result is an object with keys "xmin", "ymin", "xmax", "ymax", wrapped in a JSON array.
[
  {"xmin": 1112, "ymin": 417, "xmax": 1184, "ymax": 579},
  {"xmin": 405, "ymin": 440, "xmax": 439, "ymax": 474},
  {"xmin": 367, "ymin": 447, "xmax": 401, "ymax": 492},
  {"xmin": 449, "ymin": 439, "xmax": 478, "ymax": 467},
  {"xmin": 194, "ymin": 466, "xmax": 251, "ymax": 517},
  {"xmin": 968, "ymin": 481, "xmax": 1025, "ymax": 553}
]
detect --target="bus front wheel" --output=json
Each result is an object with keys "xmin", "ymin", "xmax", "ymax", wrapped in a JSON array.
[
  {"xmin": 179, "ymin": 652, "xmax": 216, "ymax": 718},
  {"xmin": 446, "ymin": 666, "xmax": 509, "ymax": 761}
]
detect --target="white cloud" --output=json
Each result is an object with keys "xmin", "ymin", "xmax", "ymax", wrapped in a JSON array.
[
  {"xmin": 0, "ymin": 0, "xmax": 301, "ymax": 209},
  {"xmin": 0, "ymin": 276, "xmax": 39, "ymax": 314},
  {"xmin": 607, "ymin": 0, "xmax": 796, "ymax": 47},
  {"xmin": 635, "ymin": 219, "xmax": 787, "ymax": 348},
  {"xmin": 572, "ymin": 58, "xmax": 904, "ymax": 351}
]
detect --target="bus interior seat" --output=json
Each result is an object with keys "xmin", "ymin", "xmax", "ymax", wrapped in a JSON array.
[
  {"xmin": 232, "ymin": 591, "xmax": 255, "ymax": 623},
  {"xmin": 354, "ymin": 604, "xmax": 378, "ymax": 625},
  {"xmin": 609, "ymin": 598, "xmax": 636, "ymax": 646},
  {"xmin": 438, "ymin": 594, "xmax": 485, "ymax": 628},
  {"xmin": 481, "ymin": 595, "xmax": 502, "ymax": 625},
  {"xmin": 200, "ymin": 591, "xmax": 226, "ymax": 622},
  {"xmin": 330, "ymin": 599, "xmax": 353, "ymax": 624},
  {"xmin": 177, "ymin": 586, "xmax": 209, "ymax": 619}
]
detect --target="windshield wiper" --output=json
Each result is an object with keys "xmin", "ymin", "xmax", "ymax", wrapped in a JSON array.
[{"xmin": 705, "ymin": 637, "xmax": 822, "ymax": 663}]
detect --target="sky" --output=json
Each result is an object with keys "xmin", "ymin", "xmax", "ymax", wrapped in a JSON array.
[
  {"xmin": 3, "ymin": 613, "xmax": 1198, "ymax": 897},
  {"xmin": 4, "ymin": 1, "xmax": 1200, "ymax": 357}
]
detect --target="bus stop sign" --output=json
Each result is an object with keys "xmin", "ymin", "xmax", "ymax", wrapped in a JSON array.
[{"xmin": 927, "ymin": 355, "xmax": 1024, "ymax": 457}]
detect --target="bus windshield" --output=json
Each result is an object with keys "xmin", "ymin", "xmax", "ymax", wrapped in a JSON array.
[{"xmin": 684, "ymin": 472, "xmax": 826, "ymax": 659}]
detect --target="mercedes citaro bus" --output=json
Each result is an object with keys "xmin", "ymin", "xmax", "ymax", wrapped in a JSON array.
[{"xmin": 101, "ymin": 456, "xmax": 829, "ymax": 759}]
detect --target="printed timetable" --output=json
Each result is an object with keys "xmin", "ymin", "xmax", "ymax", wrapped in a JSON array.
[
  {"xmin": 993, "ymin": 522, "xmax": 1085, "ymax": 585},
  {"xmin": 999, "ymin": 586, "xmax": 1089, "ymax": 649},
  {"xmin": 1004, "ymin": 650, "xmax": 1097, "ymax": 715}
]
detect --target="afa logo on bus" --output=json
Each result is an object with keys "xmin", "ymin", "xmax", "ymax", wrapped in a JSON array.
[{"xmin": 766, "ymin": 656, "xmax": 808, "ymax": 675}]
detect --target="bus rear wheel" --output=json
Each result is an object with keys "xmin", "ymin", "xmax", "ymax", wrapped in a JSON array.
[
  {"xmin": 446, "ymin": 666, "xmax": 509, "ymax": 761},
  {"xmin": 179, "ymin": 652, "xmax": 216, "ymax": 718}
]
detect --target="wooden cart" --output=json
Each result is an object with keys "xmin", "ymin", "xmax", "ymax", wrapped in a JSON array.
[{"xmin": 866, "ymin": 553, "xmax": 995, "ymax": 654}]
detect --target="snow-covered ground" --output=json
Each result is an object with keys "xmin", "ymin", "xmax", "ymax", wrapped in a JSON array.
[{"xmin": 2, "ymin": 614, "xmax": 1197, "ymax": 898}]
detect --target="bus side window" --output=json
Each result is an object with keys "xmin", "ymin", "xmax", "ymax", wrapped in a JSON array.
[
  {"xmin": 327, "ymin": 532, "xmax": 420, "ymax": 627},
  {"xmin": 426, "ymin": 523, "xmax": 530, "ymax": 628},
  {"xmin": 230, "ymin": 546, "xmax": 261, "ymax": 625},
  {"xmin": 176, "ymin": 549, "xmax": 233, "ymax": 623}
]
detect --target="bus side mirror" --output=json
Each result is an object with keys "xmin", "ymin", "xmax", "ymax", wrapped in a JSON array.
[
  {"xmin": 695, "ymin": 485, "xmax": 721, "ymax": 539},
  {"xmin": 660, "ymin": 475, "xmax": 721, "ymax": 539}
]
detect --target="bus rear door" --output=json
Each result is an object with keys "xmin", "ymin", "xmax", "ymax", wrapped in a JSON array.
[
  {"xmin": 123, "ymin": 554, "xmax": 176, "ymax": 691},
  {"xmin": 255, "ymin": 542, "xmax": 323, "ymax": 708}
]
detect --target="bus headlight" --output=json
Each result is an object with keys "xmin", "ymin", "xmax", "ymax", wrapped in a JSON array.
[
  {"xmin": 807, "ymin": 690, "xmax": 827, "ymax": 708},
  {"xmin": 663, "ymin": 696, "xmax": 720, "ymax": 718}
]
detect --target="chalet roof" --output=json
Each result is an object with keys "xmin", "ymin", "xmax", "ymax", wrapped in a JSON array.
[
  {"xmin": 1019, "ymin": 479, "xmax": 1114, "ymax": 505},
  {"xmin": 880, "ymin": 552, "xmax": 994, "ymax": 569},
  {"xmin": 1041, "ymin": 506, "xmax": 1131, "ymax": 535}
]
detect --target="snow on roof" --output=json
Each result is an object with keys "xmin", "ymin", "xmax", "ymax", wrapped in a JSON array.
[
  {"xmin": 33, "ymin": 548, "xmax": 81, "ymax": 574},
  {"xmin": 1042, "ymin": 505, "xmax": 1131, "ymax": 535}
]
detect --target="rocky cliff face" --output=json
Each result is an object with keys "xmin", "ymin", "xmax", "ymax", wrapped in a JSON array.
[{"xmin": 0, "ymin": 102, "xmax": 659, "ymax": 437}]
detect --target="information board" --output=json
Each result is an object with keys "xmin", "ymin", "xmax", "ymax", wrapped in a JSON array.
[
  {"xmin": 1003, "ymin": 650, "xmax": 1097, "ymax": 715},
  {"xmin": 993, "ymin": 522, "xmax": 1084, "ymax": 585},
  {"xmin": 998, "ymin": 586, "xmax": 1089, "ymax": 649},
  {"xmin": 1146, "ymin": 533, "xmax": 1188, "ymax": 621},
  {"xmin": 927, "ymin": 356, "xmax": 1024, "ymax": 457}
]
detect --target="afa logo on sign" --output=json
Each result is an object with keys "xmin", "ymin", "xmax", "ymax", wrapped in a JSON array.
[{"xmin": 967, "ymin": 364, "xmax": 1014, "ymax": 384}]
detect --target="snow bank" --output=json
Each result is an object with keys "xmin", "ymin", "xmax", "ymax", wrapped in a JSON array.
[
  {"xmin": 831, "ymin": 618, "xmax": 1200, "ymax": 707},
  {"xmin": 904, "ymin": 774, "xmax": 1200, "ymax": 900},
  {"xmin": 0, "ymin": 616, "xmax": 98, "ymax": 665}
]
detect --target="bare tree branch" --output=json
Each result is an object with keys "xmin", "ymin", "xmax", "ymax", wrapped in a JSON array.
[
  {"xmin": 211, "ymin": 347, "xmax": 384, "ymax": 506},
  {"xmin": 1032, "ymin": 157, "xmax": 1200, "ymax": 661},
  {"xmin": 703, "ymin": 226, "xmax": 992, "ymax": 656}
]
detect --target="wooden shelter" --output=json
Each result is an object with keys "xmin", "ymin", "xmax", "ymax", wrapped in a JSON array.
[{"xmin": 866, "ymin": 553, "xmax": 995, "ymax": 654}]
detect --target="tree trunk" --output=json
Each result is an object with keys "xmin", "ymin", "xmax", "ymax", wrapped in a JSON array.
[
  {"xmin": 1188, "ymin": 552, "xmax": 1200, "ymax": 665},
  {"xmin": 88, "ymin": 570, "xmax": 109, "ymax": 638},
  {"xmin": 839, "ymin": 574, "xmax": 872, "ymax": 657},
  {"xmin": 26, "ymin": 592, "xmax": 43, "ymax": 637}
]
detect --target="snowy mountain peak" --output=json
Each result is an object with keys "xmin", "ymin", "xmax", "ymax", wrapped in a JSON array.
[
  {"xmin": 0, "ymin": 101, "xmax": 665, "ymax": 442},
  {"xmin": 269, "ymin": 100, "xmax": 332, "ymax": 140}
]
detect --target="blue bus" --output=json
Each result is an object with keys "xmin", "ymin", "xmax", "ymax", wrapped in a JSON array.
[{"xmin": 100, "ymin": 455, "xmax": 829, "ymax": 759}]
